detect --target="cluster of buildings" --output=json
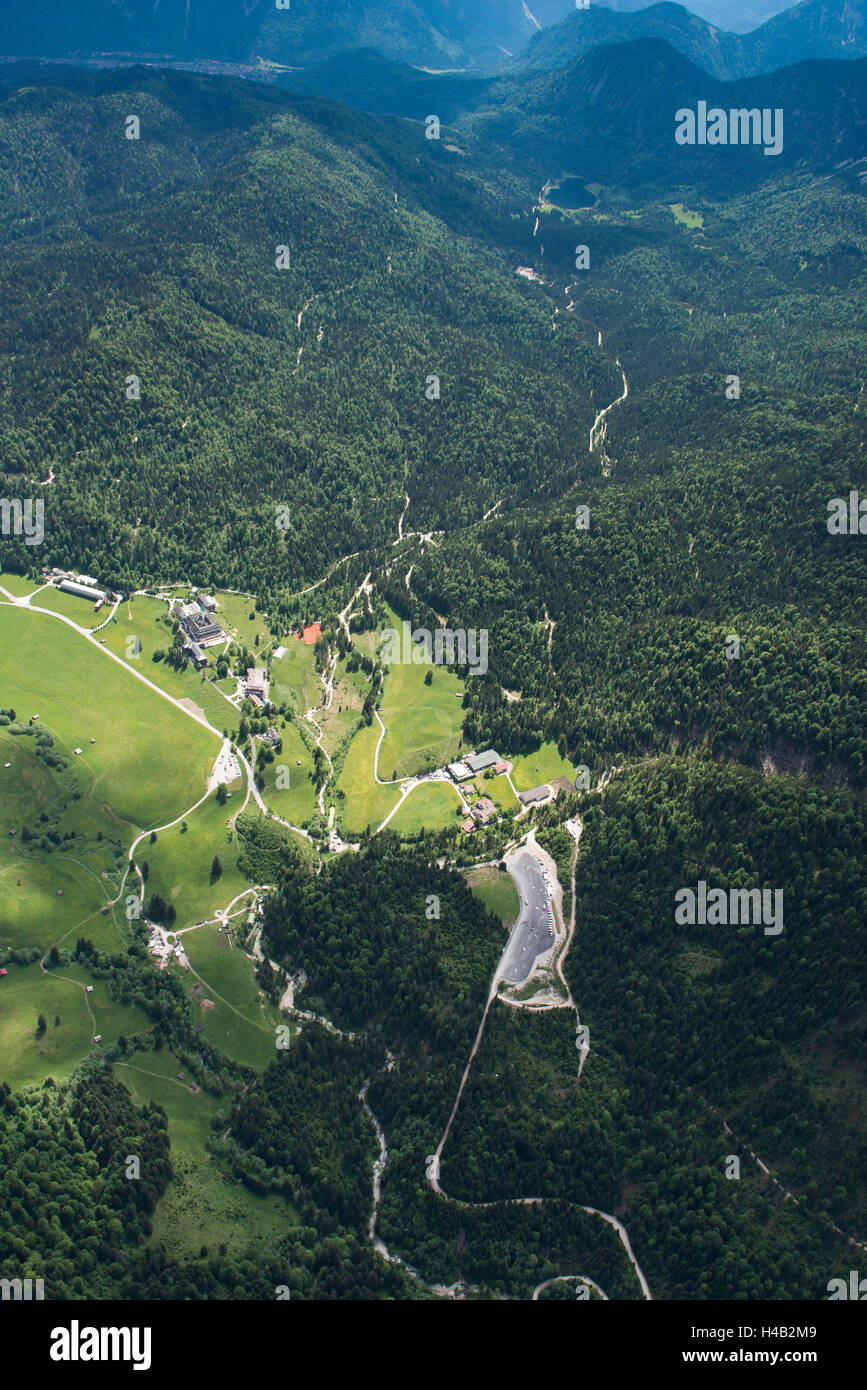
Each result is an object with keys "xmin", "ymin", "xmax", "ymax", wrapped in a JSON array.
[
  {"xmin": 451, "ymin": 750, "xmax": 508, "ymax": 834},
  {"xmin": 175, "ymin": 594, "xmax": 223, "ymax": 667},
  {"xmin": 461, "ymin": 794, "xmax": 499, "ymax": 835},
  {"xmin": 147, "ymin": 925, "xmax": 187, "ymax": 970},
  {"xmin": 49, "ymin": 569, "xmax": 120, "ymax": 610},
  {"xmin": 452, "ymin": 749, "xmax": 577, "ymax": 830},
  {"xmin": 448, "ymin": 749, "xmax": 508, "ymax": 782}
]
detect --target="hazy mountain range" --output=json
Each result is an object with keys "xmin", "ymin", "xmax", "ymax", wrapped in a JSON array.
[
  {"xmin": 0, "ymin": 0, "xmax": 576, "ymax": 70},
  {"xmin": 0, "ymin": 0, "xmax": 840, "ymax": 71},
  {"xmin": 273, "ymin": 36, "xmax": 867, "ymax": 199},
  {"xmin": 512, "ymin": 0, "xmax": 867, "ymax": 78}
]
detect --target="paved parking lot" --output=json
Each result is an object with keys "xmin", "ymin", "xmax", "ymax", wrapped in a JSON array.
[{"xmin": 498, "ymin": 849, "xmax": 556, "ymax": 984}]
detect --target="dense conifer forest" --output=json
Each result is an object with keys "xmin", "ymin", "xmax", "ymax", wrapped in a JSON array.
[{"xmin": 1, "ymin": 29, "xmax": 865, "ymax": 1303}]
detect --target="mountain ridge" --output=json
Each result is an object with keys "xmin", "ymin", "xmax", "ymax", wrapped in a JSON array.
[{"xmin": 510, "ymin": 0, "xmax": 867, "ymax": 78}]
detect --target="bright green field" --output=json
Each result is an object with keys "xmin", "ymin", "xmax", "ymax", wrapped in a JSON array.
[
  {"xmin": 26, "ymin": 584, "xmax": 102, "ymax": 623},
  {"xmin": 388, "ymin": 780, "xmax": 464, "ymax": 835},
  {"xmin": 0, "ymin": 726, "xmax": 126, "ymax": 953},
  {"xmin": 0, "ymin": 572, "xmax": 47, "ymax": 598},
  {"xmin": 140, "ymin": 784, "xmax": 248, "ymax": 928},
  {"xmin": 183, "ymin": 923, "xmax": 279, "ymax": 1068},
  {"xmin": 216, "ymin": 592, "xmax": 271, "ymax": 655},
  {"xmin": 258, "ymin": 722, "xmax": 317, "ymax": 825},
  {"xmin": 336, "ymin": 724, "xmax": 400, "ymax": 836},
  {"xmin": 509, "ymin": 743, "xmax": 575, "ymax": 793},
  {"xmin": 269, "ymin": 638, "xmax": 318, "ymax": 714},
  {"xmin": 464, "ymin": 865, "xmax": 520, "ymax": 927},
  {"xmin": 378, "ymin": 640, "xmax": 465, "ymax": 780},
  {"xmin": 0, "ymin": 849, "xmax": 117, "ymax": 953},
  {"xmin": 99, "ymin": 595, "xmax": 231, "ymax": 731},
  {"xmin": 0, "ymin": 961, "xmax": 149, "ymax": 1089},
  {"xmin": 116, "ymin": 1047, "xmax": 295, "ymax": 1258},
  {"xmin": 670, "ymin": 202, "xmax": 704, "ymax": 228},
  {"xmin": 483, "ymin": 772, "xmax": 519, "ymax": 813},
  {"xmin": 0, "ymin": 605, "xmax": 219, "ymax": 830}
]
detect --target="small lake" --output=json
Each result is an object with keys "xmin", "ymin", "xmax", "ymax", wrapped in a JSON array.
[{"xmin": 547, "ymin": 177, "xmax": 595, "ymax": 210}]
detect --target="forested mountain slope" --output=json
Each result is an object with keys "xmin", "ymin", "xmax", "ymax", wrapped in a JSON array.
[
  {"xmin": 0, "ymin": 0, "xmax": 577, "ymax": 70},
  {"xmin": 465, "ymin": 42, "xmax": 867, "ymax": 191},
  {"xmin": 511, "ymin": 0, "xmax": 867, "ymax": 79},
  {"xmin": 1, "ymin": 49, "xmax": 866, "ymax": 1304},
  {"xmin": 0, "ymin": 65, "xmax": 616, "ymax": 593}
]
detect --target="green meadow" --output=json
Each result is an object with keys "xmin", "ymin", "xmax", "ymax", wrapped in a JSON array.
[
  {"xmin": 388, "ymin": 781, "xmax": 464, "ymax": 835},
  {"xmin": 216, "ymin": 592, "xmax": 272, "ymax": 655},
  {"xmin": 317, "ymin": 658, "xmax": 368, "ymax": 756},
  {"xmin": 0, "ymin": 961, "xmax": 149, "ymax": 1090},
  {"xmin": 269, "ymin": 638, "xmax": 318, "ymax": 714},
  {"xmin": 257, "ymin": 722, "xmax": 317, "ymax": 826},
  {"xmin": 377, "ymin": 639, "xmax": 465, "ymax": 780},
  {"xmin": 183, "ymin": 924, "xmax": 280, "ymax": 1068},
  {"xmin": 0, "ymin": 571, "xmax": 46, "ymax": 599},
  {"xmin": 484, "ymin": 772, "xmax": 519, "ymax": 812},
  {"xmin": 26, "ymin": 584, "xmax": 102, "ymax": 623},
  {"xmin": 336, "ymin": 724, "xmax": 400, "ymax": 836},
  {"xmin": 100, "ymin": 595, "xmax": 231, "ymax": 731},
  {"xmin": 0, "ymin": 850, "xmax": 117, "ymax": 954},
  {"xmin": 140, "ymin": 784, "xmax": 248, "ymax": 928},
  {"xmin": 464, "ymin": 865, "xmax": 520, "ymax": 927},
  {"xmin": 115, "ymin": 1047, "xmax": 295, "ymax": 1258},
  {"xmin": 0, "ymin": 724, "xmax": 125, "ymax": 953},
  {"xmin": 0, "ymin": 603, "xmax": 263, "ymax": 1092},
  {"xmin": 509, "ymin": 743, "xmax": 575, "ymax": 792},
  {"xmin": 669, "ymin": 202, "xmax": 704, "ymax": 228},
  {"xmin": 0, "ymin": 605, "xmax": 219, "ymax": 830}
]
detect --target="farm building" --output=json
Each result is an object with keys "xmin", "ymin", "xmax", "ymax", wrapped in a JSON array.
[
  {"xmin": 518, "ymin": 784, "xmax": 550, "ymax": 806},
  {"xmin": 448, "ymin": 760, "xmax": 473, "ymax": 782},
  {"xmin": 58, "ymin": 579, "xmax": 107, "ymax": 603},
  {"xmin": 465, "ymin": 749, "xmax": 501, "ymax": 774},
  {"xmin": 199, "ymin": 594, "xmax": 218, "ymax": 612}
]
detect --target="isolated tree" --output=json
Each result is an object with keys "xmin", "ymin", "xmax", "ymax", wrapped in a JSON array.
[
  {"xmin": 36, "ymin": 1014, "xmax": 47, "ymax": 1037},
  {"xmin": 211, "ymin": 855, "xmax": 223, "ymax": 882},
  {"xmin": 146, "ymin": 894, "xmax": 168, "ymax": 924}
]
